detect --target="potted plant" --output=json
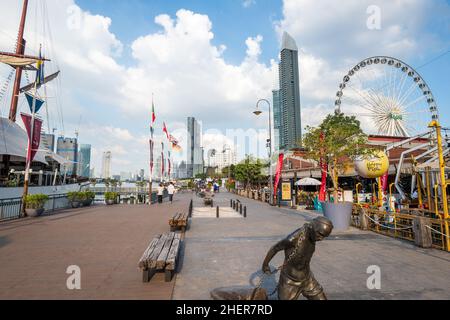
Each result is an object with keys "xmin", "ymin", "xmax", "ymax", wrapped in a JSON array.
[
  {"xmin": 303, "ymin": 112, "xmax": 374, "ymax": 230},
  {"xmin": 67, "ymin": 192, "xmax": 81, "ymax": 208},
  {"xmin": 25, "ymin": 194, "xmax": 49, "ymax": 217},
  {"xmin": 81, "ymin": 191, "xmax": 95, "ymax": 206},
  {"xmin": 105, "ymin": 192, "xmax": 116, "ymax": 205}
]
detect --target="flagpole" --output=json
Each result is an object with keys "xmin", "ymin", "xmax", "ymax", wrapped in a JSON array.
[{"xmin": 21, "ymin": 68, "xmax": 39, "ymax": 216}]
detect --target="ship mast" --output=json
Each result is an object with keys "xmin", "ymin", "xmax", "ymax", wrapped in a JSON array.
[{"xmin": 9, "ymin": 0, "xmax": 29, "ymax": 122}]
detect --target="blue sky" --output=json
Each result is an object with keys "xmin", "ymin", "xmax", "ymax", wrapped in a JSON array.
[{"xmin": 77, "ymin": 0, "xmax": 283, "ymax": 66}]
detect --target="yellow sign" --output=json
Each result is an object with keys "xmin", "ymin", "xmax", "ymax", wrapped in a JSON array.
[
  {"xmin": 282, "ymin": 182, "xmax": 292, "ymax": 201},
  {"xmin": 354, "ymin": 151, "xmax": 389, "ymax": 179}
]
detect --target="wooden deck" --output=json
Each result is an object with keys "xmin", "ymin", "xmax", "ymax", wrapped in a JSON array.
[{"xmin": 0, "ymin": 193, "xmax": 192, "ymax": 300}]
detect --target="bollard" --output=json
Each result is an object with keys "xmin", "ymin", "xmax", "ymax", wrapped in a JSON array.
[
  {"xmin": 233, "ymin": 201, "xmax": 236, "ymax": 210},
  {"xmin": 244, "ymin": 206, "xmax": 247, "ymax": 218},
  {"xmin": 230, "ymin": 199, "xmax": 233, "ymax": 208},
  {"xmin": 217, "ymin": 206, "xmax": 220, "ymax": 218},
  {"xmin": 240, "ymin": 203, "xmax": 243, "ymax": 215}
]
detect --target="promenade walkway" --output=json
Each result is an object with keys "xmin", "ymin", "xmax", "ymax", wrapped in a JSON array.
[
  {"xmin": 173, "ymin": 192, "xmax": 450, "ymax": 300},
  {"xmin": 0, "ymin": 193, "xmax": 191, "ymax": 300}
]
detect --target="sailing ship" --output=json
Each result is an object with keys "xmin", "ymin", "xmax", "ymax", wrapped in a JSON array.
[{"xmin": 0, "ymin": 0, "xmax": 81, "ymax": 199}]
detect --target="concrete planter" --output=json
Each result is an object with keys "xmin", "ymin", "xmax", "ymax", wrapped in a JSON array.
[
  {"xmin": 106, "ymin": 199, "xmax": 115, "ymax": 206},
  {"xmin": 322, "ymin": 202, "xmax": 353, "ymax": 231},
  {"xmin": 83, "ymin": 199, "xmax": 93, "ymax": 207},
  {"xmin": 25, "ymin": 208, "xmax": 44, "ymax": 217},
  {"xmin": 71, "ymin": 201, "xmax": 81, "ymax": 209}
]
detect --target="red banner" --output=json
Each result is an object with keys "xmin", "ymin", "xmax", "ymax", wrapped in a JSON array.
[
  {"xmin": 21, "ymin": 113, "xmax": 42, "ymax": 163},
  {"xmin": 319, "ymin": 132, "xmax": 327, "ymax": 202},
  {"xmin": 274, "ymin": 153, "xmax": 284, "ymax": 199},
  {"xmin": 380, "ymin": 172, "xmax": 388, "ymax": 192}
]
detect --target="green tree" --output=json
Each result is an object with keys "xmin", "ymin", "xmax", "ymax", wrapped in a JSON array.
[
  {"xmin": 302, "ymin": 112, "xmax": 373, "ymax": 203},
  {"xmin": 234, "ymin": 156, "xmax": 266, "ymax": 190}
]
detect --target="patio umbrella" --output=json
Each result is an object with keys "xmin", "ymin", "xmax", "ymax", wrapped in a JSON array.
[{"xmin": 295, "ymin": 178, "xmax": 322, "ymax": 186}]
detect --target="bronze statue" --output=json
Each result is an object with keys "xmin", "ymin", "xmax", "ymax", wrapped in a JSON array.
[{"xmin": 262, "ymin": 216, "xmax": 333, "ymax": 300}]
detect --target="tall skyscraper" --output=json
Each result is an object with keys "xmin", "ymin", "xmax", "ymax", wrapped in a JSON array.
[
  {"xmin": 102, "ymin": 151, "xmax": 112, "ymax": 179},
  {"xmin": 56, "ymin": 137, "xmax": 78, "ymax": 176},
  {"xmin": 272, "ymin": 90, "xmax": 282, "ymax": 152},
  {"xmin": 187, "ymin": 117, "xmax": 203, "ymax": 178},
  {"xmin": 279, "ymin": 31, "xmax": 302, "ymax": 150},
  {"xmin": 79, "ymin": 144, "xmax": 92, "ymax": 178}
]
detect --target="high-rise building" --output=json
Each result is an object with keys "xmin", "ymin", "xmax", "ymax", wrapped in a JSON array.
[
  {"xmin": 102, "ymin": 151, "xmax": 112, "ymax": 179},
  {"xmin": 272, "ymin": 90, "xmax": 282, "ymax": 152},
  {"xmin": 210, "ymin": 145, "xmax": 237, "ymax": 172},
  {"xmin": 79, "ymin": 144, "xmax": 91, "ymax": 178},
  {"xmin": 279, "ymin": 32, "xmax": 302, "ymax": 150},
  {"xmin": 56, "ymin": 137, "xmax": 78, "ymax": 176},
  {"xmin": 177, "ymin": 161, "xmax": 188, "ymax": 179},
  {"xmin": 187, "ymin": 117, "xmax": 204, "ymax": 178},
  {"xmin": 41, "ymin": 133, "xmax": 55, "ymax": 152}
]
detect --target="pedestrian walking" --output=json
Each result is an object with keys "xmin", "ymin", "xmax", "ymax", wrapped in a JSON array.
[
  {"xmin": 168, "ymin": 182, "xmax": 176, "ymax": 204},
  {"xmin": 157, "ymin": 183, "xmax": 164, "ymax": 204}
]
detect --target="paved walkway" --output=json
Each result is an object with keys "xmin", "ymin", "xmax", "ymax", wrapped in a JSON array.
[
  {"xmin": 0, "ymin": 193, "xmax": 191, "ymax": 300},
  {"xmin": 173, "ymin": 192, "xmax": 450, "ymax": 300}
]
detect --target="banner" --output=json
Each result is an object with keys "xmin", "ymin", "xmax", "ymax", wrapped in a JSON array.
[
  {"xmin": 274, "ymin": 153, "xmax": 284, "ymax": 199},
  {"xmin": 319, "ymin": 132, "xmax": 327, "ymax": 202},
  {"xmin": 149, "ymin": 139, "xmax": 154, "ymax": 173},
  {"xmin": 161, "ymin": 142, "xmax": 165, "ymax": 177},
  {"xmin": 21, "ymin": 113, "xmax": 42, "ymax": 163}
]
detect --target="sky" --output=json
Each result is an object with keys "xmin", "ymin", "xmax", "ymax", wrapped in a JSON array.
[{"xmin": 0, "ymin": 0, "xmax": 449, "ymax": 176}]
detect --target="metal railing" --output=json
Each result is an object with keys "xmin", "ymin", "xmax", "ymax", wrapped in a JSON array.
[
  {"xmin": 352, "ymin": 205, "xmax": 449, "ymax": 251},
  {"xmin": 0, "ymin": 194, "xmax": 73, "ymax": 222}
]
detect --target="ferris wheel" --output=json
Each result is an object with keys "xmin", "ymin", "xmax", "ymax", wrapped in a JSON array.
[{"xmin": 334, "ymin": 56, "xmax": 439, "ymax": 137}]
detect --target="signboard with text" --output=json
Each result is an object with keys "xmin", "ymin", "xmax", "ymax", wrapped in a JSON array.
[{"xmin": 281, "ymin": 182, "xmax": 292, "ymax": 201}]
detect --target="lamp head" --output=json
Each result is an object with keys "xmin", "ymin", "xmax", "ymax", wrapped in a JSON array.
[{"xmin": 253, "ymin": 110, "xmax": 262, "ymax": 116}]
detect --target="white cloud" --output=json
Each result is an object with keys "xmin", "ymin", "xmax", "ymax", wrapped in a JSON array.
[{"xmin": 242, "ymin": 0, "xmax": 256, "ymax": 9}]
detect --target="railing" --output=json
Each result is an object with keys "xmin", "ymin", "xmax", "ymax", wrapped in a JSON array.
[
  {"xmin": 0, "ymin": 194, "xmax": 73, "ymax": 222},
  {"xmin": 0, "ymin": 198, "xmax": 23, "ymax": 221},
  {"xmin": 352, "ymin": 205, "xmax": 449, "ymax": 251}
]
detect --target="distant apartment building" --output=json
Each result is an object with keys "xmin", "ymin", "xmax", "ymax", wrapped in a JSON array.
[
  {"xmin": 41, "ymin": 133, "xmax": 55, "ymax": 152},
  {"xmin": 78, "ymin": 144, "xmax": 91, "ymax": 178},
  {"xmin": 120, "ymin": 171, "xmax": 132, "ymax": 181},
  {"xmin": 102, "ymin": 151, "xmax": 112, "ymax": 179},
  {"xmin": 209, "ymin": 145, "xmax": 237, "ymax": 172},
  {"xmin": 56, "ymin": 136, "xmax": 78, "ymax": 176},
  {"xmin": 187, "ymin": 117, "xmax": 204, "ymax": 178}
]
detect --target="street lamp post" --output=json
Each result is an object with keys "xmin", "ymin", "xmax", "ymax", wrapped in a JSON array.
[{"xmin": 254, "ymin": 99, "xmax": 274, "ymax": 205}]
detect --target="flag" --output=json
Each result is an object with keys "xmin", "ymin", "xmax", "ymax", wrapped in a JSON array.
[
  {"xmin": 319, "ymin": 132, "xmax": 327, "ymax": 202},
  {"xmin": 161, "ymin": 142, "xmax": 165, "ymax": 177},
  {"xmin": 149, "ymin": 139, "xmax": 154, "ymax": 173},
  {"xmin": 21, "ymin": 113, "xmax": 43, "ymax": 163},
  {"xmin": 36, "ymin": 47, "xmax": 45, "ymax": 85},
  {"xmin": 169, "ymin": 134, "xmax": 183, "ymax": 153},
  {"xmin": 25, "ymin": 92, "xmax": 45, "ymax": 114},
  {"xmin": 163, "ymin": 122, "xmax": 169, "ymax": 140},
  {"xmin": 274, "ymin": 153, "xmax": 284, "ymax": 199},
  {"xmin": 151, "ymin": 100, "xmax": 156, "ymax": 125}
]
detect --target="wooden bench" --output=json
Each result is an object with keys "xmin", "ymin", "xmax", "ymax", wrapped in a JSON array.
[
  {"xmin": 169, "ymin": 213, "xmax": 188, "ymax": 232},
  {"xmin": 138, "ymin": 232, "xmax": 182, "ymax": 283}
]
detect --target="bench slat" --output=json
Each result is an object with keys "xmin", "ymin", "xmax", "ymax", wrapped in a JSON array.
[
  {"xmin": 147, "ymin": 233, "xmax": 170, "ymax": 269},
  {"xmin": 156, "ymin": 233, "xmax": 176, "ymax": 269},
  {"xmin": 166, "ymin": 233, "xmax": 182, "ymax": 271},
  {"xmin": 138, "ymin": 235, "xmax": 161, "ymax": 269}
]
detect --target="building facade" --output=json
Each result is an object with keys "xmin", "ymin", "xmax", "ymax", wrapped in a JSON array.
[
  {"xmin": 187, "ymin": 117, "xmax": 204, "ymax": 178},
  {"xmin": 272, "ymin": 90, "xmax": 282, "ymax": 152},
  {"xmin": 209, "ymin": 145, "xmax": 237, "ymax": 172},
  {"xmin": 41, "ymin": 133, "xmax": 55, "ymax": 153},
  {"xmin": 102, "ymin": 151, "xmax": 112, "ymax": 179},
  {"xmin": 78, "ymin": 144, "xmax": 91, "ymax": 178},
  {"xmin": 56, "ymin": 137, "xmax": 78, "ymax": 176},
  {"xmin": 279, "ymin": 32, "xmax": 302, "ymax": 151}
]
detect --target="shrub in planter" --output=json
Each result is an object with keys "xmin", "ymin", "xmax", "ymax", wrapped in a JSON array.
[
  {"xmin": 105, "ymin": 192, "xmax": 117, "ymax": 205},
  {"xmin": 67, "ymin": 192, "xmax": 82, "ymax": 208},
  {"xmin": 25, "ymin": 194, "xmax": 49, "ymax": 217},
  {"xmin": 80, "ymin": 191, "xmax": 95, "ymax": 206}
]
